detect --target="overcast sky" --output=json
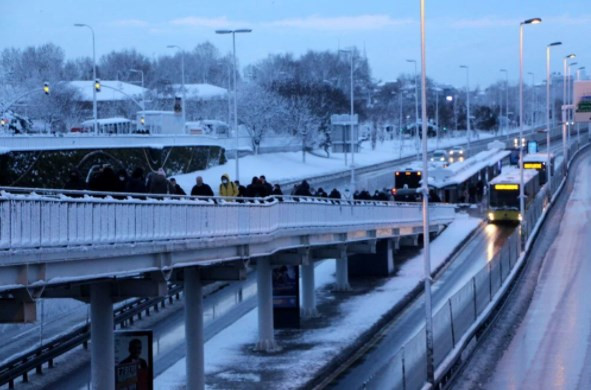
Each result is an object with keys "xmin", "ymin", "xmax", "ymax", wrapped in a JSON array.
[{"xmin": 1, "ymin": 0, "xmax": 589, "ymax": 88}]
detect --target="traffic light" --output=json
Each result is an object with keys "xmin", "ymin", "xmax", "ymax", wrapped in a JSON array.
[
  {"xmin": 94, "ymin": 79, "xmax": 101, "ymax": 92},
  {"xmin": 43, "ymin": 82, "xmax": 50, "ymax": 95}
]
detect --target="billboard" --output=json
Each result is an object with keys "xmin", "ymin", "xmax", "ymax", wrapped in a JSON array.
[
  {"xmin": 115, "ymin": 330, "xmax": 154, "ymax": 390},
  {"xmin": 574, "ymin": 81, "xmax": 591, "ymax": 123},
  {"xmin": 273, "ymin": 265, "xmax": 300, "ymax": 328}
]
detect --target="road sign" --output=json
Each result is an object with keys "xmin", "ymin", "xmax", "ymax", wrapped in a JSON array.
[{"xmin": 574, "ymin": 81, "xmax": 591, "ymax": 123}]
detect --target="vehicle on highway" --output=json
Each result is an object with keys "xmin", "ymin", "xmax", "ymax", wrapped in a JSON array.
[
  {"xmin": 508, "ymin": 137, "xmax": 527, "ymax": 165},
  {"xmin": 391, "ymin": 166, "xmax": 422, "ymax": 202},
  {"xmin": 522, "ymin": 152, "xmax": 554, "ymax": 185},
  {"xmin": 448, "ymin": 145, "xmax": 465, "ymax": 163},
  {"xmin": 488, "ymin": 166, "xmax": 540, "ymax": 223},
  {"xmin": 430, "ymin": 149, "xmax": 449, "ymax": 167}
]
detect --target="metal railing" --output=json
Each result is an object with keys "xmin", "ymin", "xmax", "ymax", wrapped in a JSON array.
[
  {"xmin": 0, "ymin": 189, "xmax": 455, "ymax": 252},
  {"xmin": 0, "ymin": 283, "xmax": 184, "ymax": 389},
  {"xmin": 363, "ymin": 135, "xmax": 588, "ymax": 390}
]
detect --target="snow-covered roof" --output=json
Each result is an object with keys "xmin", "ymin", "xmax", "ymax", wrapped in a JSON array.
[
  {"xmin": 81, "ymin": 117, "xmax": 131, "ymax": 126},
  {"xmin": 167, "ymin": 83, "xmax": 228, "ymax": 100},
  {"xmin": 523, "ymin": 152, "xmax": 553, "ymax": 163},
  {"xmin": 490, "ymin": 166, "xmax": 539, "ymax": 185},
  {"xmin": 68, "ymin": 80, "xmax": 147, "ymax": 102},
  {"xmin": 430, "ymin": 148, "xmax": 511, "ymax": 188}
]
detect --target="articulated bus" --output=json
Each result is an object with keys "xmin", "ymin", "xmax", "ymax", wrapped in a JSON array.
[
  {"xmin": 488, "ymin": 167, "xmax": 540, "ymax": 223},
  {"xmin": 522, "ymin": 153, "xmax": 554, "ymax": 185}
]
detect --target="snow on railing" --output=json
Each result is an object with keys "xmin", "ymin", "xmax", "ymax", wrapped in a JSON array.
[{"xmin": 0, "ymin": 188, "xmax": 455, "ymax": 251}]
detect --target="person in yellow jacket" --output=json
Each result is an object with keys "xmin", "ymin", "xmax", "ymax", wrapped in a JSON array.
[{"xmin": 219, "ymin": 173, "xmax": 239, "ymax": 197}]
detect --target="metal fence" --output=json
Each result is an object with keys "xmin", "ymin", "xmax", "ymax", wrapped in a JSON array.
[
  {"xmin": 365, "ymin": 232, "xmax": 521, "ymax": 390},
  {"xmin": 0, "ymin": 190, "xmax": 455, "ymax": 251},
  {"xmin": 363, "ymin": 138, "xmax": 586, "ymax": 390}
]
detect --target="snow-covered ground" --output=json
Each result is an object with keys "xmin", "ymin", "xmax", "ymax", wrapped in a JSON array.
[
  {"xmin": 174, "ymin": 129, "xmax": 522, "ymax": 195},
  {"xmin": 154, "ymin": 213, "xmax": 481, "ymax": 389}
]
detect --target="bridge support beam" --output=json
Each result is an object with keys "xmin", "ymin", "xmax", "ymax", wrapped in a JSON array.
[
  {"xmin": 184, "ymin": 267, "xmax": 204, "ymax": 390},
  {"xmin": 255, "ymin": 257, "xmax": 277, "ymax": 352},
  {"xmin": 348, "ymin": 239, "xmax": 396, "ymax": 278},
  {"xmin": 90, "ymin": 283, "xmax": 114, "ymax": 390},
  {"xmin": 300, "ymin": 260, "xmax": 318, "ymax": 319},
  {"xmin": 334, "ymin": 247, "xmax": 351, "ymax": 292}
]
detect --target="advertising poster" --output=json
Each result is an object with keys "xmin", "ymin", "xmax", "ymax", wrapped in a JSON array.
[
  {"xmin": 574, "ymin": 81, "xmax": 591, "ymax": 123},
  {"xmin": 273, "ymin": 265, "xmax": 300, "ymax": 328},
  {"xmin": 114, "ymin": 330, "xmax": 154, "ymax": 390}
]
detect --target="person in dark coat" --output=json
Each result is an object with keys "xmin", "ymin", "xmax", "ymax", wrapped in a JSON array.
[
  {"xmin": 260, "ymin": 175, "xmax": 273, "ymax": 196},
  {"xmin": 127, "ymin": 167, "xmax": 147, "ymax": 194},
  {"xmin": 328, "ymin": 188, "xmax": 341, "ymax": 199},
  {"xmin": 271, "ymin": 184, "xmax": 283, "ymax": 196},
  {"xmin": 115, "ymin": 169, "xmax": 128, "ymax": 193},
  {"xmin": 234, "ymin": 180, "xmax": 247, "ymax": 197},
  {"xmin": 64, "ymin": 170, "xmax": 85, "ymax": 197},
  {"xmin": 64, "ymin": 170, "xmax": 85, "ymax": 191},
  {"xmin": 191, "ymin": 176, "xmax": 214, "ymax": 197},
  {"xmin": 95, "ymin": 166, "xmax": 119, "ymax": 193},
  {"xmin": 247, "ymin": 176, "xmax": 266, "ymax": 198},
  {"xmin": 169, "ymin": 178, "xmax": 186, "ymax": 195},
  {"xmin": 147, "ymin": 168, "xmax": 170, "ymax": 195},
  {"xmin": 429, "ymin": 189, "xmax": 441, "ymax": 203},
  {"xmin": 315, "ymin": 187, "xmax": 328, "ymax": 198},
  {"xmin": 358, "ymin": 189, "xmax": 372, "ymax": 200},
  {"xmin": 294, "ymin": 180, "xmax": 312, "ymax": 196}
]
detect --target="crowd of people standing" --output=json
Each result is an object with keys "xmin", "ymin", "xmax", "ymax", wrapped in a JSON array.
[{"xmin": 64, "ymin": 164, "xmax": 395, "ymax": 203}]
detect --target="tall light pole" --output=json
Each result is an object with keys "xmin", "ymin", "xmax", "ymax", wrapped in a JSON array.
[
  {"xmin": 562, "ymin": 54, "xmax": 576, "ymax": 165},
  {"xmin": 407, "ymin": 59, "xmax": 420, "ymax": 159},
  {"xmin": 434, "ymin": 87, "xmax": 440, "ymax": 147},
  {"xmin": 166, "ymin": 45, "xmax": 186, "ymax": 127},
  {"xmin": 215, "ymin": 29, "xmax": 252, "ymax": 182},
  {"xmin": 568, "ymin": 62, "xmax": 579, "ymax": 141},
  {"xmin": 519, "ymin": 17, "xmax": 542, "ymax": 231},
  {"xmin": 74, "ymin": 23, "xmax": 97, "ymax": 135},
  {"xmin": 528, "ymin": 72, "xmax": 535, "ymax": 126},
  {"xmin": 339, "ymin": 49, "xmax": 357, "ymax": 192},
  {"xmin": 500, "ymin": 69, "xmax": 509, "ymax": 134},
  {"xmin": 576, "ymin": 66, "xmax": 585, "ymax": 144},
  {"xmin": 546, "ymin": 42, "xmax": 562, "ymax": 192},
  {"xmin": 129, "ymin": 69, "xmax": 145, "ymax": 112},
  {"xmin": 459, "ymin": 65, "xmax": 470, "ymax": 154},
  {"xmin": 419, "ymin": 0, "xmax": 433, "ymax": 383}
]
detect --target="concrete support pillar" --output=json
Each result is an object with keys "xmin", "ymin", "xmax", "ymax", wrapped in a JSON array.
[
  {"xmin": 256, "ymin": 257, "xmax": 277, "ymax": 351},
  {"xmin": 386, "ymin": 239, "xmax": 396, "ymax": 274},
  {"xmin": 184, "ymin": 267, "xmax": 204, "ymax": 390},
  {"xmin": 334, "ymin": 249, "xmax": 351, "ymax": 292},
  {"xmin": 90, "ymin": 283, "xmax": 114, "ymax": 390},
  {"xmin": 300, "ymin": 261, "xmax": 318, "ymax": 318}
]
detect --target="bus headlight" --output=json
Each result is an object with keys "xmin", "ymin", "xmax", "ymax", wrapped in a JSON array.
[
  {"xmin": 518, "ymin": 213, "xmax": 523, "ymax": 221},
  {"xmin": 488, "ymin": 212, "xmax": 494, "ymax": 221}
]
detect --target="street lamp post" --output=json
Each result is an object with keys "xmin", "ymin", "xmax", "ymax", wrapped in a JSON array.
[
  {"xmin": 568, "ymin": 62, "xmax": 579, "ymax": 144},
  {"xmin": 419, "ymin": 0, "xmax": 434, "ymax": 383},
  {"xmin": 129, "ymin": 68, "xmax": 145, "ymax": 112},
  {"xmin": 166, "ymin": 45, "xmax": 186, "ymax": 127},
  {"xmin": 74, "ymin": 23, "xmax": 97, "ymax": 135},
  {"xmin": 528, "ymin": 72, "xmax": 535, "ymax": 126},
  {"xmin": 562, "ymin": 54, "xmax": 576, "ymax": 166},
  {"xmin": 459, "ymin": 65, "xmax": 470, "ymax": 154},
  {"xmin": 546, "ymin": 42, "xmax": 562, "ymax": 192},
  {"xmin": 519, "ymin": 17, "xmax": 542, "ymax": 235},
  {"xmin": 215, "ymin": 29, "xmax": 252, "ymax": 182},
  {"xmin": 435, "ymin": 88, "xmax": 440, "ymax": 147},
  {"xmin": 407, "ymin": 59, "xmax": 420, "ymax": 159},
  {"xmin": 339, "ymin": 48, "xmax": 357, "ymax": 192}
]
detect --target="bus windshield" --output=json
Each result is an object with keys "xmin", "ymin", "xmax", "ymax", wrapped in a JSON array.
[
  {"xmin": 395, "ymin": 172, "xmax": 421, "ymax": 189},
  {"xmin": 490, "ymin": 188, "xmax": 519, "ymax": 209}
]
